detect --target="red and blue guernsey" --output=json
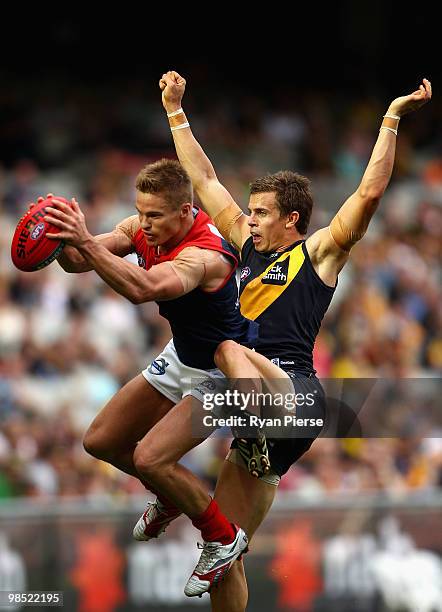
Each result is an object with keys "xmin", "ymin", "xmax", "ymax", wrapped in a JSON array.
[{"xmin": 116, "ymin": 207, "xmax": 257, "ymax": 369}]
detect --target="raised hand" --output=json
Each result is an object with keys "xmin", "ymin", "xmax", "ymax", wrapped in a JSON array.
[
  {"xmin": 388, "ymin": 78, "xmax": 432, "ymax": 117},
  {"xmin": 159, "ymin": 70, "xmax": 186, "ymax": 112}
]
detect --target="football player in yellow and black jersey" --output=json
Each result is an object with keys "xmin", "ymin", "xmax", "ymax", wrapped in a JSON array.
[{"xmin": 159, "ymin": 71, "xmax": 431, "ymax": 611}]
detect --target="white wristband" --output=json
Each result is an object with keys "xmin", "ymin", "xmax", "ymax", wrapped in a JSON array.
[
  {"xmin": 171, "ymin": 122, "xmax": 190, "ymax": 131},
  {"xmin": 167, "ymin": 108, "xmax": 184, "ymax": 118},
  {"xmin": 380, "ymin": 126, "xmax": 398, "ymax": 136},
  {"xmin": 383, "ymin": 113, "xmax": 400, "ymax": 120}
]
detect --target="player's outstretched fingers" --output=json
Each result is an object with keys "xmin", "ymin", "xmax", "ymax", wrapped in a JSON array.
[{"xmin": 70, "ymin": 198, "xmax": 81, "ymax": 212}]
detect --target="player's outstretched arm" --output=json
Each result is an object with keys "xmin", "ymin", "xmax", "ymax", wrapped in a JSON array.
[
  {"xmin": 306, "ymin": 78, "xmax": 432, "ymax": 283},
  {"xmin": 44, "ymin": 198, "xmax": 208, "ymax": 303},
  {"xmin": 159, "ymin": 70, "xmax": 250, "ymax": 251}
]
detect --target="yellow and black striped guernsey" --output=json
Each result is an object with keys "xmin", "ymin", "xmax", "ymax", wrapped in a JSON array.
[{"xmin": 239, "ymin": 237, "xmax": 336, "ymax": 375}]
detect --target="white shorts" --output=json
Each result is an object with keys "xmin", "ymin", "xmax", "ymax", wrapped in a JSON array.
[{"xmin": 142, "ymin": 339, "xmax": 227, "ymax": 405}]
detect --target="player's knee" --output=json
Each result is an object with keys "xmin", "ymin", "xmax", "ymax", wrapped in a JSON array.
[
  {"xmin": 133, "ymin": 444, "xmax": 169, "ymax": 480},
  {"xmin": 214, "ymin": 340, "xmax": 241, "ymax": 370},
  {"xmin": 83, "ymin": 427, "xmax": 110, "ymax": 461},
  {"xmin": 83, "ymin": 424, "xmax": 126, "ymax": 463}
]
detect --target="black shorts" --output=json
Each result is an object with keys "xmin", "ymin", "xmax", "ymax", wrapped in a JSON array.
[{"xmin": 230, "ymin": 371, "xmax": 326, "ymax": 477}]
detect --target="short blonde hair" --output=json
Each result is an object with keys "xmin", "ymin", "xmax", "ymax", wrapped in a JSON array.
[{"xmin": 135, "ymin": 158, "xmax": 193, "ymax": 209}]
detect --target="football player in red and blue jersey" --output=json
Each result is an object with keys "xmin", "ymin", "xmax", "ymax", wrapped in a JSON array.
[{"xmin": 43, "ymin": 158, "xmax": 257, "ymax": 597}]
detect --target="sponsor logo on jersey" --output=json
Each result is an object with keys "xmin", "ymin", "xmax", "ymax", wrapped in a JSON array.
[
  {"xmin": 148, "ymin": 358, "xmax": 169, "ymax": 375},
  {"xmin": 261, "ymin": 259, "xmax": 289, "ymax": 285},
  {"xmin": 30, "ymin": 222, "xmax": 45, "ymax": 240},
  {"xmin": 137, "ymin": 255, "xmax": 146, "ymax": 268},
  {"xmin": 271, "ymin": 357, "xmax": 280, "ymax": 367},
  {"xmin": 240, "ymin": 267, "xmax": 251, "ymax": 282}
]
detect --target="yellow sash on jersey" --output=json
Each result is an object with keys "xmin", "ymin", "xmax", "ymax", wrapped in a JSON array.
[{"xmin": 240, "ymin": 243, "xmax": 305, "ymax": 320}]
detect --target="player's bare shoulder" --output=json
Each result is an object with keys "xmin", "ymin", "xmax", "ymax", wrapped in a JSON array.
[
  {"xmin": 306, "ymin": 225, "xmax": 349, "ymax": 261},
  {"xmin": 114, "ymin": 215, "xmax": 140, "ymax": 242},
  {"xmin": 175, "ymin": 246, "xmax": 234, "ymax": 291}
]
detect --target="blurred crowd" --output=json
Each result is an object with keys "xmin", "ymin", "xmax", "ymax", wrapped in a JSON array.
[{"xmin": 0, "ymin": 78, "xmax": 441, "ymax": 501}]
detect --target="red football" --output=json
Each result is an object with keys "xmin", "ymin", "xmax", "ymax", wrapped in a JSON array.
[{"xmin": 11, "ymin": 196, "xmax": 68, "ymax": 272}]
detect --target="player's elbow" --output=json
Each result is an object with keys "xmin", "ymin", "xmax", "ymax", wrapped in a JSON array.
[
  {"xmin": 358, "ymin": 180, "xmax": 385, "ymax": 203},
  {"xmin": 56, "ymin": 260, "xmax": 75, "ymax": 273},
  {"xmin": 129, "ymin": 291, "xmax": 148, "ymax": 305},
  {"xmin": 56, "ymin": 248, "xmax": 90, "ymax": 273},
  {"xmin": 356, "ymin": 189, "xmax": 382, "ymax": 217},
  {"xmin": 56, "ymin": 260, "xmax": 82, "ymax": 273},
  {"xmin": 194, "ymin": 173, "xmax": 219, "ymax": 197},
  {"xmin": 134, "ymin": 275, "xmax": 184, "ymax": 304},
  {"xmin": 131, "ymin": 284, "xmax": 163, "ymax": 304},
  {"xmin": 203, "ymin": 167, "xmax": 218, "ymax": 183}
]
